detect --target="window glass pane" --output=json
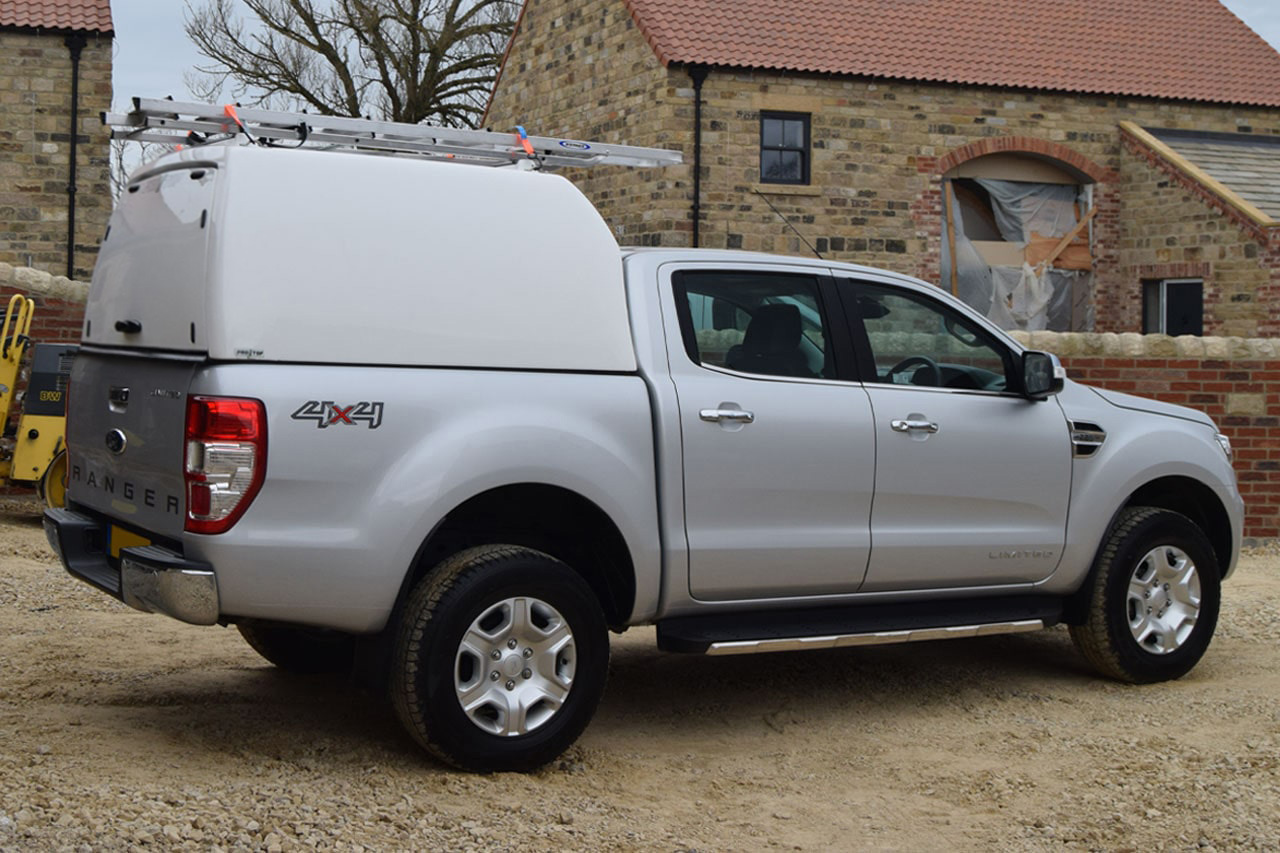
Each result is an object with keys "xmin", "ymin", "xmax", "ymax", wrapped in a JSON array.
[
  {"xmin": 1165, "ymin": 281, "xmax": 1203, "ymax": 336},
  {"xmin": 679, "ymin": 272, "xmax": 831, "ymax": 379},
  {"xmin": 762, "ymin": 150, "xmax": 802, "ymax": 182},
  {"xmin": 782, "ymin": 119, "xmax": 805, "ymax": 149},
  {"xmin": 761, "ymin": 118, "xmax": 783, "ymax": 148},
  {"xmin": 854, "ymin": 284, "xmax": 1010, "ymax": 390}
]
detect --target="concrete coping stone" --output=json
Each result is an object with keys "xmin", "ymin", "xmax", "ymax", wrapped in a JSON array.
[
  {"xmin": 0, "ymin": 263, "xmax": 90, "ymax": 303},
  {"xmin": 1008, "ymin": 330, "xmax": 1280, "ymax": 361}
]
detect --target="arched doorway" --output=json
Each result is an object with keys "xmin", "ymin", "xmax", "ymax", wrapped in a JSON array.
[{"xmin": 942, "ymin": 152, "xmax": 1096, "ymax": 331}]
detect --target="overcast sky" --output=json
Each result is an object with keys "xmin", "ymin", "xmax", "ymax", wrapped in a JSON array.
[{"xmin": 112, "ymin": 0, "xmax": 1280, "ymax": 111}]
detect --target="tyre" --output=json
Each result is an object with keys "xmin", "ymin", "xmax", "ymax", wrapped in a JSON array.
[
  {"xmin": 237, "ymin": 620, "xmax": 357, "ymax": 674},
  {"xmin": 1070, "ymin": 507, "xmax": 1221, "ymax": 683},
  {"xmin": 391, "ymin": 545, "xmax": 609, "ymax": 773}
]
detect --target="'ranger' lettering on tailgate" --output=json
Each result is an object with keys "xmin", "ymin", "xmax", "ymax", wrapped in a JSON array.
[{"xmin": 70, "ymin": 465, "xmax": 181, "ymax": 515}]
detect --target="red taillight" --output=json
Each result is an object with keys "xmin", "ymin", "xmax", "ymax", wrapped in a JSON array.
[{"xmin": 184, "ymin": 396, "xmax": 266, "ymax": 534}]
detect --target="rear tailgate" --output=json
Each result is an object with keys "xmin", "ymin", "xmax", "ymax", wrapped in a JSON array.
[{"xmin": 66, "ymin": 351, "xmax": 197, "ymax": 539}]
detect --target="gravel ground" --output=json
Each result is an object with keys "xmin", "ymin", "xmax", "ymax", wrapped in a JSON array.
[{"xmin": 1, "ymin": 502, "xmax": 1278, "ymax": 851}]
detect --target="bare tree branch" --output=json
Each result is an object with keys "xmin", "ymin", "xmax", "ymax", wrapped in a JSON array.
[{"xmin": 181, "ymin": 0, "xmax": 518, "ymax": 126}]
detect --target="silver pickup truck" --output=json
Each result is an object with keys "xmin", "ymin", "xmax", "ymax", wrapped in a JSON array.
[{"xmin": 46, "ymin": 112, "xmax": 1242, "ymax": 772}]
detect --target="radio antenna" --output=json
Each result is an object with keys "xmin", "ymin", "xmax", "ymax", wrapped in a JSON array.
[{"xmin": 753, "ymin": 189, "xmax": 824, "ymax": 260}]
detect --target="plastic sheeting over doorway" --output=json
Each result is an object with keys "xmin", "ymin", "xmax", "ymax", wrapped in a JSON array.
[{"xmin": 941, "ymin": 177, "xmax": 1095, "ymax": 331}]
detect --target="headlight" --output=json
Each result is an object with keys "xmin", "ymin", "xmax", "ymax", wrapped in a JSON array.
[{"xmin": 1214, "ymin": 433, "xmax": 1233, "ymax": 463}]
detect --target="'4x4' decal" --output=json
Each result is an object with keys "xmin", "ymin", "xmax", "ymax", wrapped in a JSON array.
[{"xmin": 291, "ymin": 400, "xmax": 385, "ymax": 429}]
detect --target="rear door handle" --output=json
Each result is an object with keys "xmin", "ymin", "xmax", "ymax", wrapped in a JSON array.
[
  {"xmin": 700, "ymin": 408, "xmax": 755, "ymax": 424},
  {"xmin": 891, "ymin": 418, "xmax": 938, "ymax": 433}
]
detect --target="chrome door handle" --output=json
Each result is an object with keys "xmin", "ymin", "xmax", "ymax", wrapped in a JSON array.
[
  {"xmin": 891, "ymin": 418, "xmax": 938, "ymax": 433},
  {"xmin": 700, "ymin": 408, "xmax": 755, "ymax": 424}
]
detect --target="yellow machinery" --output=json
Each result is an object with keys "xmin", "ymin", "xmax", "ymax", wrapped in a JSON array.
[{"xmin": 0, "ymin": 294, "xmax": 76, "ymax": 507}]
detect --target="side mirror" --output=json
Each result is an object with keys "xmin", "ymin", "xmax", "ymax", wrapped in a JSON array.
[{"xmin": 1022, "ymin": 350, "xmax": 1065, "ymax": 400}]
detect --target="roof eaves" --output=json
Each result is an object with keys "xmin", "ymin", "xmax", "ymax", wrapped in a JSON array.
[
  {"xmin": 1121, "ymin": 120, "xmax": 1280, "ymax": 229},
  {"xmin": 0, "ymin": 22, "xmax": 113, "ymax": 34},
  {"xmin": 621, "ymin": 0, "xmax": 672, "ymax": 67},
  {"xmin": 656, "ymin": 56, "xmax": 1280, "ymax": 109}
]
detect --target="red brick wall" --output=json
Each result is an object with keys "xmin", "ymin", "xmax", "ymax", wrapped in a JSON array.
[{"xmin": 23, "ymin": 296, "xmax": 85, "ymax": 344}]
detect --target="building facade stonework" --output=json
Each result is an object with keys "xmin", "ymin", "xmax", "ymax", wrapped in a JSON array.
[
  {"xmin": 485, "ymin": 0, "xmax": 1280, "ymax": 336},
  {"xmin": 0, "ymin": 26, "xmax": 112, "ymax": 280}
]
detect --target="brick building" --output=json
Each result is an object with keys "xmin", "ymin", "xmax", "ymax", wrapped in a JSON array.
[
  {"xmin": 486, "ymin": 0, "xmax": 1280, "ymax": 336},
  {"xmin": 0, "ymin": 0, "xmax": 113, "ymax": 281}
]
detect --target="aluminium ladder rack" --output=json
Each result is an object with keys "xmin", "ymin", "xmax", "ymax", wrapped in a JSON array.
[{"xmin": 103, "ymin": 97, "xmax": 683, "ymax": 170}]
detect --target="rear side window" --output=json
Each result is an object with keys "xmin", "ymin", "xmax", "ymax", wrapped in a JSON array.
[{"xmin": 674, "ymin": 271, "xmax": 834, "ymax": 379}]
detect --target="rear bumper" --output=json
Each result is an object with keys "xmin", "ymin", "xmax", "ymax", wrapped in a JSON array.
[{"xmin": 43, "ymin": 508, "xmax": 220, "ymax": 626}]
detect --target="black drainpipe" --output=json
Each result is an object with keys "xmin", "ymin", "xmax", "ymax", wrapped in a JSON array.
[
  {"xmin": 689, "ymin": 65, "xmax": 708, "ymax": 248},
  {"xmin": 64, "ymin": 33, "xmax": 87, "ymax": 279}
]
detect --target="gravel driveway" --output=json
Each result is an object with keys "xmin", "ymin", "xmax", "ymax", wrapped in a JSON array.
[{"xmin": 1, "ymin": 504, "xmax": 1277, "ymax": 851}]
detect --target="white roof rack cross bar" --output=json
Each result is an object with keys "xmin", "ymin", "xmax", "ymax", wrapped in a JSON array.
[{"xmin": 103, "ymin": 97, "xmax": 684, "ymax": 170}]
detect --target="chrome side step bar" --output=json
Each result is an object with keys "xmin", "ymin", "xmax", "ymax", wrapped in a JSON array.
[{"xmin": 705, "ymin": 619, "xmax": 1044, "ymax": 656}]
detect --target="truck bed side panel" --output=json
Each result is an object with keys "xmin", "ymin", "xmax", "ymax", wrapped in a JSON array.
[{"xmin": 184, "ymin": 365, "xmax": 660, "ymax": 633}]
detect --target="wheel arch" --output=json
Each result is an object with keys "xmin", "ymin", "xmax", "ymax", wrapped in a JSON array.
[
  {"xmin": 1066, "ymin": 475, "xmax": 1233, "ymax": 624},
  {"xmin": 396, "ymin": 483, "xmax": 637, "ymax": 630},
  {"xmin": 1122, "ymin": 476, "xmax": 1233, "ymax": 574}
]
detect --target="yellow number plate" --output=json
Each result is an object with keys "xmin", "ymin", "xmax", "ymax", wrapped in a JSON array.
[{"xmin": 108, "ymin": 525, "xmax": 151, "ymax": 559}]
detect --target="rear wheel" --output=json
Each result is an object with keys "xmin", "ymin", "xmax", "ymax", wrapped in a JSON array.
[
  {"xmin": 237, "ymin": 620, "xmax": 357, "ymax": 674},
  {"xmin": 1070, "ymin": 507, "xmax": 1220, "ymax": 683},
  {"xmin": 392, "ymin": 545, "xmax": 608, "ymax": 772}
]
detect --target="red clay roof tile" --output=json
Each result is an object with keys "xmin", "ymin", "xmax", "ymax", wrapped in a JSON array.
[
  {"xmin": 623, "ymin": 0, "xmax": 1280, "ymax": 107},
  {"xmin": 0, "ymin": 0, "xmax": 113, "ymax": 33}
]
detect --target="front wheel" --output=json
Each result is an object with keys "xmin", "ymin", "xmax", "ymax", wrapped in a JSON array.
[
  {"xmin": 391, "ymin": 545, "xmax": 609, "ymax": 772},
  {"xmin": 1070, "ymin": 507, "xmax": 1221, "ymax": 683}
]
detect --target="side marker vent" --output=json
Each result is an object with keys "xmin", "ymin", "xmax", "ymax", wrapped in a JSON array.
[{"xmin": 1070, "ymin": 421, "xmax": 1106, "ymax": 458}]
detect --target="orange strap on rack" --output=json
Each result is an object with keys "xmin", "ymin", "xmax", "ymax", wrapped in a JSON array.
[
  {"xmin": 515, "ymin": 125, "xmax": 535, "ymax": 157},
  {"xmin": 222, "ymin": 103, "xmax": 257, "ymax": 144}
]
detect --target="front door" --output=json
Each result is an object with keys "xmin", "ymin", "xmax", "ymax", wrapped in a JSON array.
[
  {"xmin": 842, "ymin": 279, "xmax": 1072, "ymax": 591},
  {"xmin": 665, "ymin": 268, "xmax": 876, "ymax": 601}
]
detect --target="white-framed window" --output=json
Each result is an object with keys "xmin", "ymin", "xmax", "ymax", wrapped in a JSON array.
[{"xmin": 1142, "ymin": 278, "xmax": 1203, "ymax": 336}]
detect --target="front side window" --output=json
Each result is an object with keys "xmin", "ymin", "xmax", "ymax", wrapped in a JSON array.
[
  {"xmin": 850, "ymin": 283, "xmax": 1013, "ymax": 392},
  {"xmin": 675, "ymin": 271, "xmax": 832, "ymax": 379},
  {"xmin": 760, "ymin": 112, "xmax": 810, "ymax": 185},
  {"xmin": 1143, "ymin": 278, "xmax": 1203, "ymax": 336}
]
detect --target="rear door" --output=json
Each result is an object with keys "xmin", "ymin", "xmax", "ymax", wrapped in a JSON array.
[
  {"xmin": 663, "ymin": 266, "xmax": 876, "ymax": 600},
  {"xmin": 839, "ymin": 277, "xmax": 1072, "ymax": 591},
  {"xmin": 84, "ymin": 162, "xmax": 216, "ymax": 352}
]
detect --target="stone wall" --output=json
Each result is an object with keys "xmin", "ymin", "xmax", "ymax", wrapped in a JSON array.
[
  {"xmin": 1010, "ymin": 330, "xmax": 1280, "ymax": 541},
  {"xmin": 0, "ymin": 29, "xmax": 113, "ymax": 281},
  {"xmin": 486, "ymin": 0, "xmax": 1280, "ymax": 336},
  {"xmin": 486, "ymin": 0, "xmax": 693, "ymax": 243},
  {"xmin": 1116, "ymin": 132, "xmax": 1280, "ymax": 338}
]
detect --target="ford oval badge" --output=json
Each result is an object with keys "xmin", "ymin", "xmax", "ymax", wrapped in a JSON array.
[
  {"xmin": 105, "ymin": 428, "xmax": 127, "ymax": 455},
  {"xmin": 558, "ymin": 140, "xmax": 591, "ymax": 151}
]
